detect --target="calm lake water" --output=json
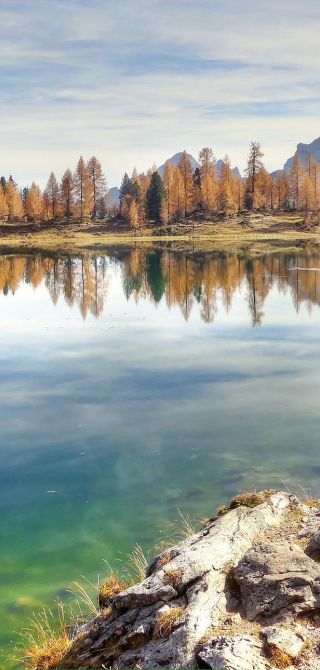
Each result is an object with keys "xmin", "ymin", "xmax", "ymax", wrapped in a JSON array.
[{"xmin": 2, "ymin": 243, "xmax": 320, "ymax": 666}]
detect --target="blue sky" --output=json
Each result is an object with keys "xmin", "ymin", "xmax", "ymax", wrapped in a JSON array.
[{"xmin": 1, "ymin": 0, "xmax": 320, "ymax": 187}]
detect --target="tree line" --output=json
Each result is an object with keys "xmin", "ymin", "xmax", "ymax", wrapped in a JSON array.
[
  {"xmin": 120, "ymin": 143, "xmax": 320, "ymax": 227},
  {"xmin": 0, "ymin": 156, "xmax": 106, "ymax": 222},
  {"xmin": 0, "ymin": 143, "xmax": 319, "ymax": 225}
]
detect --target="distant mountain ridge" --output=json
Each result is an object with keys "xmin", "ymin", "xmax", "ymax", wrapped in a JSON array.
[
  {"xmin": 108, "ymin": 186, "xmax": 120, "ymax": 206},
  {"xmin": 158, "ymin": 152, "xmax": 200, "ymax": 176},
  {"xmin": 283, "ymin": 137, "xmax": 320, "ymax": 171},
  {"xmin": 158, "ymin": 152, "xmax": 241, "ymax": 179},
  {"xmin": 216, "ymin": 159, "xmax": 241, "ymax": 180},
  {"xmin": 107, "ymin": 139, "xmax": 320, "ymax": 203},
  {"xmin": 107, "ymin": 151, "xmax": 242, "ymax": 202}
]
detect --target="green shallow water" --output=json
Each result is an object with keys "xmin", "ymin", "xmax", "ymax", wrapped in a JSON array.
[{"xmin": 1, "ymin": 244, "xmax": 320, "ymax": 667}]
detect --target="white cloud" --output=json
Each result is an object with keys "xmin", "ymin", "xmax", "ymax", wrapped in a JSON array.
[{"xmin": 1, "ymin": 0, "xmax": 320, "ymax": 186}]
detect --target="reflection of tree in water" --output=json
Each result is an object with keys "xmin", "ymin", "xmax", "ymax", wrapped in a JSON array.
[
  {"xmin": 0, "ymin": 253, "xmax": 110, "ymax": 319},
  {"xmin": 122, "ymin": 248, "xmax": 145, "ymax": 301},
  {"xmin": 245, "ymin": 259, "xmax": 265, "ymax": 328},
  {"xmin": 1, "ymin": 246, "xmax": 320, "ymax": 325},
  {"xmin": 62, "ymin": 257, "xmax": 77, "ymax": 308},
  {"xmin": 146, "ymin": 252, "xmax": 167, "ymax": 303}
]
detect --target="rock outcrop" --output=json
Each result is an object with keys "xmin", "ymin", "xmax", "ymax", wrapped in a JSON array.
[{"xmin": 58, "ymin": 491, "xmax": 320, "ymax": 669}]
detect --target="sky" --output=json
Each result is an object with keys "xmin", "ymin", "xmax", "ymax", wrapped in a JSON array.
[{"xmin": 1, "ymin": 0, "xmax": 320, "ymax": 188}]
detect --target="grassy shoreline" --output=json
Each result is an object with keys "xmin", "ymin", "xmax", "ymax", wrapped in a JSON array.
[{"xmin": 1, "ymin": 212, "xmax": 320, "ymax": 253}]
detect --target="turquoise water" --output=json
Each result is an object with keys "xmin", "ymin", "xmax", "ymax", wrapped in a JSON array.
[{"xmin": 1, "ymin": 244, "xmax": 320, "ymax": 667}]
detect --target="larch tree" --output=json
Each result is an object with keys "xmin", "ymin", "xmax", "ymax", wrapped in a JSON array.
[
  {"xmin": 171, "ymin": 164, "xmax": 184, "ymax": 219},
  {"xmin": 193, "ymin": 167, "xmax": 202, "ymax": 211},
  {"xmin": 26, "ymin": 182, "xmax": 43, "ymax": 220},
  {"xmin": 6, "ymin": 178, "xmax": 23, "ymax": 220},
  {"xmin": 0, "ymin": 185, "xmax": 9, "ymax": 219},
  {"xmin": 232, "ymin": 176, "xmax": 244, "ymax": 213},
  {"xmin": 163, "ymin": 162, "xmax": 177, "ymax": 222},
  {"xmin": 178, "ymin": 151, "xmax": 194, "ymax": 217},
  {"xmin": 146, "ymin": 171, "xmax": 166, "ymax": 222},
  {"xmin": 120, "ymin": 194, "xmax": 130, "ymax": 224},
  {"xmin": 22, "ymin": 187, "xmax": 29, "ymax": 211},
  {"xmin": 42, "ymin": 191, "xmax": 51, "ymax": 221},
  {"xmin": 289, "ymin": 152, "xmax": 304, "ymax": 210},
  {"xmin": 307, "ymin": 153, "xmax": 320, "ymax": 208},
  {"xmin": 87, "ymin": 156, "xmax": 106, "ymax": 219},
  {"xmin": 44, "ymin": 172, "xmax": 59, "ymax": 220},
  {"xmin": 220, "ymin": 180, "xmax": 236, "ymax": 216},
  {"xmin": 219, "ymin": 155, "xmax": 236, "ymax": 215},
  {"xmin": 219, "ymin": 154, "xmax": 232, "ymax": 183},
  {"xmin": 245, "ymin": 141, "xmax": 265, "ymax": 209},
  {"xmin": 307, "ymin": 152, "xmax": 315, "ymax": 180},
  {"xmin": 257, "ymin": 167, "xmax": 273, "ymax": 209},
  {"xmin": 301, "ymin": 174, "xmax": 314, "ymax": 212},
  {"xmin": 314, "ymin": 165, "xmax": 320, "ymax": 209},
  {"xmin": 60, "ymin": 169, "xmax": 74, "ymax": 221},
  {"xmin": 74, "ymin": 156, "xmax": 93, "ymax": 221},
  {"xmin": 135, "ymin": 172, "xmax": 150, "ymax": 225},
  {"xmin": 199, "ymin": 147, "xmax": 217, "ymax": 214},
  {"xmin": 129, "ymin": 199, "xmax": 140, "ymax": 229},
  {"xmin": 274, "ymin": 171, "xmax": 288, "ymax": 209},
  {"xmin": 121, "ymin": 194, "xmax": 141, "ymax": 228}
]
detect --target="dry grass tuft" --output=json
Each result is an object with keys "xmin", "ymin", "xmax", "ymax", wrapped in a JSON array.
[
  {"xmin": 154, "ymin": 606, "xmax": 185, "ymax": 639},
  {"xmin": 217, "ymin": 505, "xmax": 230, "ymax": 516},
  {"xmin": 200, "ymin": 516, "xmax": 213, "ymax": 527},
  {"xmin": 305, "ymin": 498, "xmax": 320, "ymax": 509},
  {"xmin": 265, "ymin": 643, "xmax": 294, "ymax": 668},
  {"xmin": 158, "ymin": 552, "xmax": 173, "ymax": 568},
  {"xmin": 204, "ymin": 490, "xmax": 277, "ymax": 525},
  {"xmin": 127, "ymin": 544, "xmax": 149, "ymax": 581},
  {"xmin": 152, "ymin": 509, "xmax": 197, "ymax": 560},
  {"xmin": 152, "ymin": 537, "xmax": 175, "ymax": 555},
  {"xmin": 146, "ymin": 550, "xmax": 174, "ymax": 577},
  {"xmin": 176, "ymin": 509, "xmax": 196, "ymax": 538},
  {"xmin": 164, "ymin": 569, "xmax": 183, "ymax": 588},
  {"xmin": 230, "ymin": 489, "xmax": 276, "ymax": 510},
  {"xmin": 21, "ymin": 603, "xmax": 72, "ymax": 670},
  {"xmin": 167, "ymin": 509, "xmax": 196, "ymax": 541},
  {"xmin": 70, "ymin": 579, "xmax": 99, "ymax": 616},
  {"xmin": 98, "ymin": 574, "xmax": 128, "ymax": 608},
  {"xmin": 102, "ymin": 606, "xmax": 113, "ymax": 618}
]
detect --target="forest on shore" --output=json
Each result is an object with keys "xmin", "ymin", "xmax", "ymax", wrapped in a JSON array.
[{"xmin": 1, "ymin": 143, "xmax": 319, "ymax": 230}]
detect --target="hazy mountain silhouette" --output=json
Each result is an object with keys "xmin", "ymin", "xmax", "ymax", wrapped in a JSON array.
[{"xmin": 284, "ymin": 137, "xmax": 320, "ymax": 171}]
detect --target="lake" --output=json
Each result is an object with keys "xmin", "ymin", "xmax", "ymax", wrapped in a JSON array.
[{"xmin": 1, "ymin": 242, "xmax": 320, "ymax": 667}]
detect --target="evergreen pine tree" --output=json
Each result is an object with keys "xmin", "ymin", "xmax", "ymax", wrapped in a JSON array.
[
  {"xmin": 146, "ymin": 172, "xmax": 166, "ymax": 222},
  {"xmin": 119, "ymin": 173, "xmax": 133, "ymax": 206}
]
